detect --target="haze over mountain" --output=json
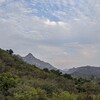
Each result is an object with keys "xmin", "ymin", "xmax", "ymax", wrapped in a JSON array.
[
  {"xmin": 66, "ymin": 66, "xmax": 100, "ymax": 77},
  {"xmin": 0, "ymin": 0, "xmax": 100, "ymax": 69},
  {"xmin": 23, "ymin": 53, "xmax": 56, "ymax": 70}
]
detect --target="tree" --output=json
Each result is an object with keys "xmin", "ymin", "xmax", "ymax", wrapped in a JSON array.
[
  {"xmin": 43, "ymin": 68, "xmax": 50, "ymax": 73},
  {"xmin": 50, "ymin": 69, "xmax": 62, "ymax": 76},
  {"xmin": 63, "ymin": 74, "xmax": 73, "ymax": 79},
  {"xmin": 7, "ymin": 49, "xmax": 13, "ymax": 55}
]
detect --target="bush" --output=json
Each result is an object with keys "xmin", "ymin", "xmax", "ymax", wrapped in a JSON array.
[
  {"xmin": 0, "ymin": 72, "xmax": 19, "ymax": 96},
  {"xmin": 58, "ymin": 91, "xmax": 77, "ymax": 100},
  {"xmin": 13, "ymin": 86, "xmax": 48, "ymax": 100},
  {"xmin": 77, "ymin": 94, "xmax": 93, "ymax": 100}
]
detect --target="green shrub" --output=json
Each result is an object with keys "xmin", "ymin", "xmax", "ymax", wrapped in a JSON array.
[{"xmin": 58, "ymin": 91, "xmax": 77, "ymax": 100}]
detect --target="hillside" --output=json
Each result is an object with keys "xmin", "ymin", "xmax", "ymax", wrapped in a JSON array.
[
  {"xmin": 23, "ymin": 53, "xmax": 56, "ymax": 70},
  {"xmin": 0, "ymin": 48, "xmax": 100, "ymax": 100},
  {"xmin": 67, "ymin": 66, "xmax": 100, "ymax": 78}
]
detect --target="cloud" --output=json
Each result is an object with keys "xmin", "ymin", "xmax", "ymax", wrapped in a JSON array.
[
  {"xmin": 44, "ymin": 19, "xmax": 66, "ymax": 26},
  {"xmin": 0, "ymin": 0, "xmax": 5, "ymax": 3},
  {"xmin": 0, "ymin": 0, "xmax": 100, "ymax": 69},
  {"xmin": 44, "ymin": 20, "xmax": 57, "ymax": 26}
]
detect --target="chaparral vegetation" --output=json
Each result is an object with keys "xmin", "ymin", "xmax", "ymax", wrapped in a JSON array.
[{"xmin": 0, "ymin": 48, "xmax": 100, "ymax": 100}]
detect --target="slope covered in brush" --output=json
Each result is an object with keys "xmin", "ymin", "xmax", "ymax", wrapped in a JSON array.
[{"xmin": 0, "ymin": 48, "xmax": 100, "ymax": 100}]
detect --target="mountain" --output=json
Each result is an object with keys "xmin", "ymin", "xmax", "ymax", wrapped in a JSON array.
[
  {"xmin": 23, "ymin": 53, "xmax": 56, "ymax": 70},
  {"xmin": 66, "ymin": 66, "xmax": 100, "ymax": 78},
  {"xmin": 0, "ymin": 48, "xmax": 100, "ymax": 99},
  {"xmin": 66, "ymin": 67, "xmax": 77, "ymax": 74},
  {"xmin": 0, "ymin": 48, "xmax": 76, "ymax": 99},
  {"xmin": 60, "ymin": 68, "xmax": 69, "ymax": 74}
]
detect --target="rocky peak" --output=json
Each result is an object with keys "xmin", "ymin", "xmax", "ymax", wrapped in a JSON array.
[{"xmin": 25, "ymin": 53, "xmax": 35, "ymax": 60}]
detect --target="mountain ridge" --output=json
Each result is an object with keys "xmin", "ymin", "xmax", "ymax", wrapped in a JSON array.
[
  {"xmin": 22, "ymin": 53, "xmax": 57, "ymax": 70},
  {"xmin": 66, "ymin": 66, "xmax": 100, "ymax": 78}
]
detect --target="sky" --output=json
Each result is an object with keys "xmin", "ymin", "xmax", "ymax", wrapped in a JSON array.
[{"xmin": 0, "ymin": 0, "xmax": 100, "ymax": 69}]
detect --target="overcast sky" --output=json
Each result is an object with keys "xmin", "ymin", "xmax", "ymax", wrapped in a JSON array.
[{"xmin": 0, "ymin": 0, "xmax": 100, "ymax": 69}]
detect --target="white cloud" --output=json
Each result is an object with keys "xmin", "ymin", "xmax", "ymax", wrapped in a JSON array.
[
  {"xmin": 0, "ymin": 0, "xmax": 5, "ymax": 3},
  {"xmin": 44, "ymin": 20, "xmax": 57, "ymax": 26},
  {"xmin": 44, "ymin": 19, "xmax": 66, "ymax": 26},
  {"xmin": 0, "ymin": 0, "xmax": 100, "ymax": 69}
]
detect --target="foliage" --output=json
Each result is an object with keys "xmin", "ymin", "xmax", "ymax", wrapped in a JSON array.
[
  {"xmin": 0, "ymin": 48, "xmax": 100, "ymax": 100},
  {"xmin": 6, "ymin": 49, "xmax": 14, "ymax": 55}
]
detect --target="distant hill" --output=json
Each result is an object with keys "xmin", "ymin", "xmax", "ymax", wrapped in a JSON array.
[
  {"xmin": 22, "ymin": 53, "xmax": 56, "ymax": 70},
  {"xmin": 66, "ymin": 66, "xmax": 100, "ymax": 77}
]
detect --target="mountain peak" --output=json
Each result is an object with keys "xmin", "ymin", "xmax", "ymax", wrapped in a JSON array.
[
  {"xmin": 27, "ymin": 53, "xmax": 33, "ymax": 57},
  {"xmin": 23, "ymin": 53, "xmax": 56, "ymax": 70},
  {"xmin": 26, "ymin": 53, "xmax": 34, "ymax": 58},
  {"xmin": 25, "ymin": 53, "xmax": 36, "ymax": 60}
]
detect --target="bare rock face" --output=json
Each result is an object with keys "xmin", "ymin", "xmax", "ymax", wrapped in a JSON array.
[{"xmin": 23, "ymin": 53, "xmax": 56, "ymax": 70}]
